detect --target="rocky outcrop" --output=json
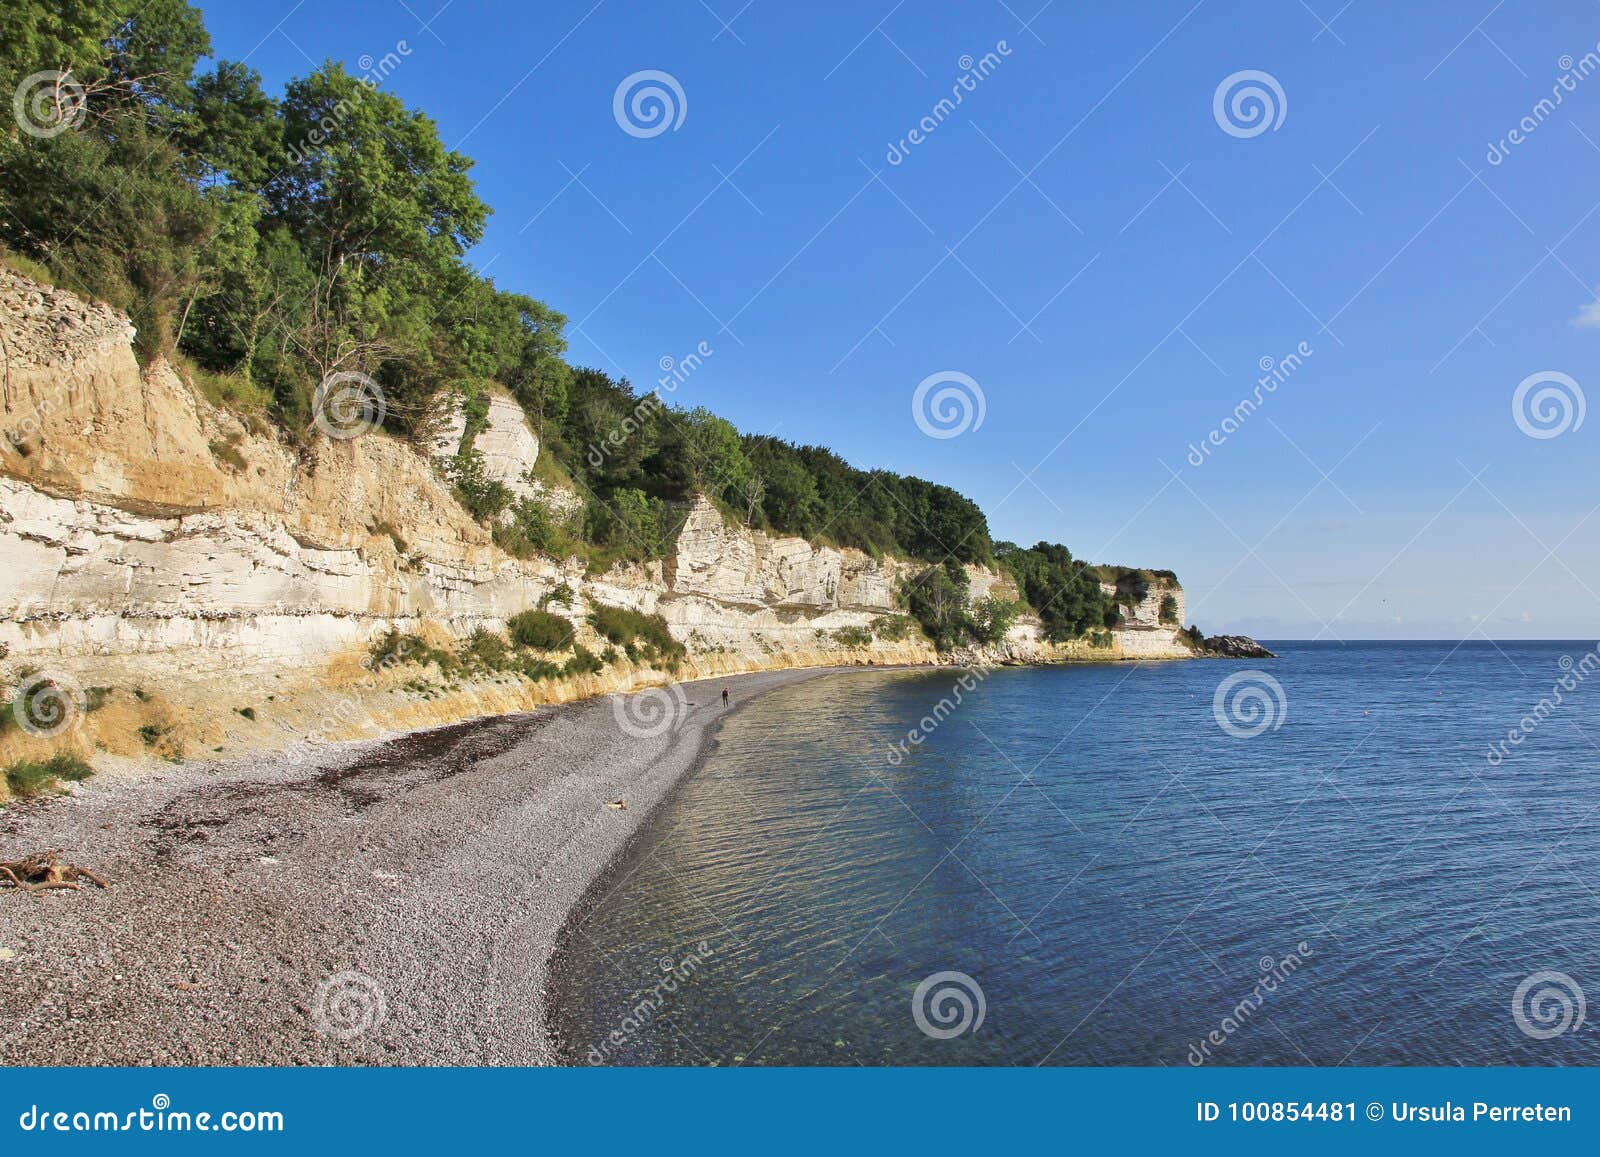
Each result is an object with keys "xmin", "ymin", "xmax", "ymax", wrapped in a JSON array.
[
  {"xmin": 1204, "ymin": 635, "xmax": 1277, "ymax": 659},
  {"xmin": 474, "ymin": 394, "xmax": 541, "ymax": 502},
  {"xmin": 0, "ymin": 269, "xmax": 1200, "ymax": 768}
]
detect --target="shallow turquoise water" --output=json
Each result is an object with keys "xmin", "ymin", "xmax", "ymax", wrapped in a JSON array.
[{"xmin": 551, "ymin": 643, "xmax": 1600, "ymax": 1066}]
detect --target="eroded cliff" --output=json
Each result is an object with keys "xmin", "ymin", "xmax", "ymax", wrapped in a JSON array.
[{"xmin": 0, "ymin": 269, "xmax": 1192, "ymax": 776}]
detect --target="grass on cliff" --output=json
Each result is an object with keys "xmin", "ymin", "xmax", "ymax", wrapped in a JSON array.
[
  {"xmin": 4, "ymin": 753, "xmax": 94, "ymax": 799},
  {"xmin": 180, "ymin": 356, "xmax": 275, "ymax": 415},
  {"xmin": 371, "ymin": 617, "xmax": 612, "ymax": 687},
  {"xmin": 1, "ymin": 247, "xmax": 56, "ymax": 287}
]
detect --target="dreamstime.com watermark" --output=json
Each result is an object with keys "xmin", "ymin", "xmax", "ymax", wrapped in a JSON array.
[
  {"xmin": 17, "ymin": 1095, "xmax": 283, "ymax": 1134},
  {"xmin": 1212, "ymin": 70, "xmax": 1286, "ymax": 139},
  {"xmin": 12, "ymin": 70, "xmax": 87, "ymax": 138},
  {"xmin": 313, "ymin": 371, "xmax": 386, "ymax": 439},
  {"xmin": 586, "ymin": 341, "xmax": 713, "ymax": 469},
  {"xmin": 911, "ymin": 970, "xmax": 986, "ymax": 1039},
  {"xmin": 1186, "ymin": 341, "xmax": 1313, "ymax": 467},
  {"xmin": 586, "ymin": 941, "xmax": 716, "ymax": 1063},
  {"xmin": 1485, "ymin": 642, "xmax": 1600, "ymax": 765},
  {"xmin": 1212, "ymin": 670, "xmax": 1287, "ymax": 738},
  {"xmin": 613, "ymin": 70, "xmax": 687, "ymax": 138},
  {"xmin": 885, "ymin": 666, "xmax": 991, "ymax": 765},
  {"xmin": 1186, "ymin": 943, "xmax": 1313, "ymax": 1065},
  {"xmin": 311, "ymin": 970, "xmax": 387, "ymax": 1040},
  {"xmin": 1512, "ymin": 970, "xmax": 1586, "ymax": 1040},
  {"xmin": 283, "ymin": 41, "xmax": 413, "ymax": 165},
  {"xmin": 1511, "ymin": 370, "xmax": 1584, "ymax": 440},
  {"xmin": 1486, "ymin": 47, "xmax": 1600, "ymax": 165},
  {"xmin": 912, "ymin": 370, "xmax": 986, "ymax": 439},
  {"xmin": 612, "ymin": 682, "xmax": 691, "ymax": 740},
  {"xmin": 885, "ymin": 42, "xmax": 1013, "ymax": 165},
  {"xmin": 6, "ymin": 671, "xmax": 87, "ymax": 738}
]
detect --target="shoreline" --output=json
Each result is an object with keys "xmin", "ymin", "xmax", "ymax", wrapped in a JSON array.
[{"xmin": 0, "ymin": 667, "xmax": 844, "ymax": 1065}]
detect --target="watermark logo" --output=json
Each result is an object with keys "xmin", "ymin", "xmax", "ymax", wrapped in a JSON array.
[
  {"xmin": 1486, "ymin": 645, "xmax": 1600, "ymax": 765},
  {"xmin": 311, "ymin": 970, "xmax": 387, "ymax": 1040},
  {"xmin": 1487, "ymin": 47, "xmax": 1600, "ymax": 164},
  {"xmin": 1186, "ymin": 943, "xmax": 1313, "ymax": 1065},
  {"xmin": 586, "ymin": 341, "xmax": 712, "ymax": 469},
  {"xmin": 1212, "ymin": 70, "xmax": 1287, "ymax": 139},
  {"xmin": 1186, "ymin": 341, "xmax": 1312, "ymax": 467},
  {"xmin": 586, "ymin": 941, "xmax": 716, "ymax": 1064},
  {"xmin": 885, "ymin": 41, "xmax": 1012, "ymax": 165},
  {"xmin": 16, "ymin": 1094, "xmax": 284, "ymax": 1134},
  {"xmin": 9, "ymin": 672, "xmax": 86, "ymax": 738},
  {"xmin": 911, "ymin": 970, "xmax": 985, "ymax": 1039},
  {"xmin": 1512, "ymin": 970, "xmax": 1585, "ymax": 1040},
  {"xmin": 282, "ymin": 40, "xmax": 412, "ymax": 166},
  {"xmin": 613, "ymin": 70, "xmax": 687, "ymax": 138},
  {"xmin": 1212, "ymin": 670, "xmax": 1287, "ymax": 738},
  {"xmin": 13, "ymin": 71, "xmax": 87, "ymax": 138},
  {"xmin": 314, "ymin": 371, "xmax": 386, "ymax": 440},
  {"xmin": 912, "ymin": 371, "xmax": 986, "ymax": 439},
  {"xmin": 886, "ymin": 666, "xmax": 990, "ymax": 764},
  {"xmin": 1512, "ymin": 371, "xmax": 1584, "ymax": 439},
  {"xmin": 612, "ymin": 683, "xmax": 690, "ymax": 739}
]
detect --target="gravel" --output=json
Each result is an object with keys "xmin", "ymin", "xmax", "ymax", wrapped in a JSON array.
[{"xmin": 0, "ymin": 668, "xmax": 835, "ymax": 1065}]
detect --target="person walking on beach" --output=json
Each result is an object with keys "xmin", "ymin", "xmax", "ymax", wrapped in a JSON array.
[{"xmin": 721, "ymin": 687, "xmax": 730, "ymax": 707}]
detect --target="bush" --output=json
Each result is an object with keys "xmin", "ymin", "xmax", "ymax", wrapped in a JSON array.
[
  {"xmin": 870, "ymin": 614, "xmax": 917, "ymax": 642},
  {"xmin": 209, "ymin": 433, "xmax": 247, "ymax": 470},
  {"xmin": 4, "ymin": 753, "xmax": 94, "ymax": 798},
  {"xmin": 832, "ymin": 625, "xmax": 873, "ymax": 648},
  {"xmin": 461, "ymin": 627, "xmax": 511, "ymax": 670},
  {"xmin": 517, "ymin": 656, "xmax": 565, "ymax": 682},
  {"xmin": 970, "ymin": 596, "xmax": 1021, "ymax": 646},
  {"xmin": 451, "ymin": 450, "xmax": 513, "ymax": 522},
  {"xmin": 493, "ymin": 498, "xmax": 584, "ymax": 560},
  {"xmin": 563, "ymin": 645, "xmax": 604, "ymax": 677},
  {"xmin": 507, "ymin": 609, "xmax": 574, "ymax": 651},
  {"xmin": 1159, "ymin": 593, "xmax": 1178, "ymax": 624},
  {"xmin": 368, "ymin": 630, "xmax": 457, "ymax": 672},
  {"xmin": 588, "ymin": 605, "xmax": 684, "ymax": 668},
  {"xmin": 900, "ymin": 562, "xmax": 974, "ymax": 651}
]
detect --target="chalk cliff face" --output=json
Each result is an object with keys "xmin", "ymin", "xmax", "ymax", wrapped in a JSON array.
[{"xmin": 0, "ymin": 269, "xmax": 1191, "ymax": 767}]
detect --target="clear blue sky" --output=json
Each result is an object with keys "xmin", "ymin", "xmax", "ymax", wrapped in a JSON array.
[{"xmin": 204, "ymin": 0, "xmax": 1600, "ymax": 639}]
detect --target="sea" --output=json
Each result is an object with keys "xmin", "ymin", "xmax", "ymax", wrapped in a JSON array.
[{"xmin": 550, "ymin": 642, "xmax": 1600, "ymax": 1066}]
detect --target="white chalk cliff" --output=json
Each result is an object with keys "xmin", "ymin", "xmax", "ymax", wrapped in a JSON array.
[{"xmin": 0, "ymin": 269, "xmax": 1191, "ymax": 766}]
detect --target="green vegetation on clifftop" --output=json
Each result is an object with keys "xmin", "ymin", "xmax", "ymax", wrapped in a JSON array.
[{"xmin": 0, "ymin": 1, "xmax": 1187, "ymax": 653}]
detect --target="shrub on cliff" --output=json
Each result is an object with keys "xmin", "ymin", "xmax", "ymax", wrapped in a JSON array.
[
  {"xmin": 588, "ymin": 606, "xmax": 685, "ymax": 669},
  {"xmin": 870, "ymin": 615, "xmax": 918, "ymax": 642},
  {"xmin": 563, "ymin": 646, "xmax": 604, "ymax": 677},
  {"xmin": 831, "ymin": 626, "xmax": 873, "ymax": 648},
  {"xmin": 460, "ymin": 628, "xmax": 512, "ymax": 671},
  {"xmin": 368, "ymin": 630, "xmax": 457, "ymax": 672},
  {"xmin": 450, "ymin": 451, "xmax": 513, "ymax": 523},
  {"xmin": 507, "ymin": 610, "xmax": 574, "ymax": 651}
]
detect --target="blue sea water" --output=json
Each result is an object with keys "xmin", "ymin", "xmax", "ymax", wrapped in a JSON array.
[{"xmin": 550, "ymin": 643, "xmax": 1600, "ymax": 1066}]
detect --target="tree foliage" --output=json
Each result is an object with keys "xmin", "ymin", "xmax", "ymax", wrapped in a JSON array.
[{"xmin": 0, "ymin": 1, "xmax": 1139, "ymax": 623}]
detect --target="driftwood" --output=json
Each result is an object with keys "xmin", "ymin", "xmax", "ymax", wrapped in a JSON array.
[{"xmin": 0, "ymin": 849, "xmax": 109, "ymax": 893}]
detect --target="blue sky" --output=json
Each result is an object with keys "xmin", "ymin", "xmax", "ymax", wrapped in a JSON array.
[{"xmin": 206, "ymin": 0, "xmax": 1600, "ymax": 639}]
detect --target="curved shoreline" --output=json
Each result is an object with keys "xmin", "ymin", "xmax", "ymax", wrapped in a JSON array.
[{"xmin": 0, "ymin": 667, "xmax": 844, "ymax": 1065}]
